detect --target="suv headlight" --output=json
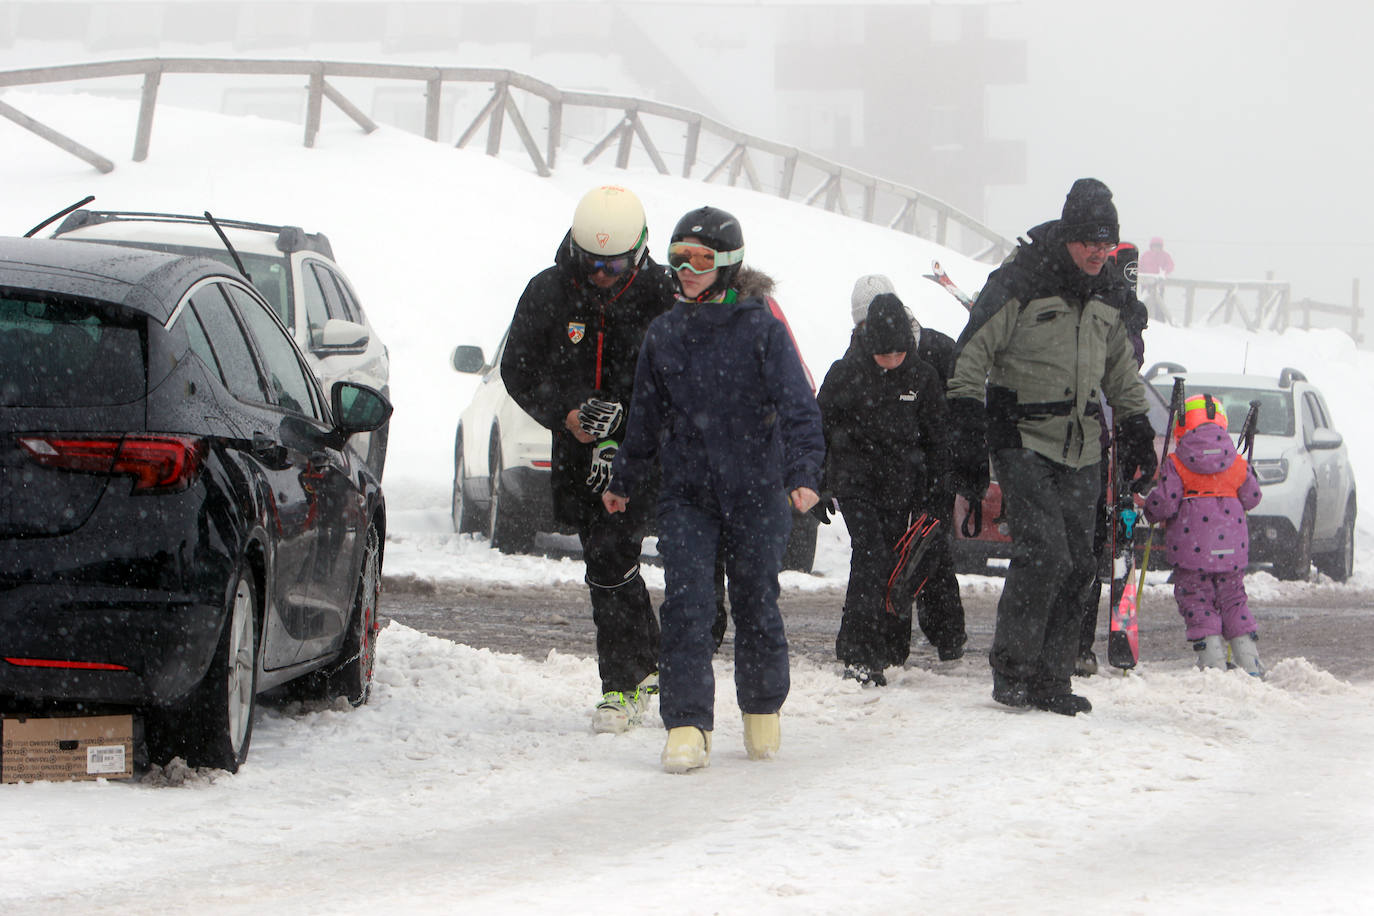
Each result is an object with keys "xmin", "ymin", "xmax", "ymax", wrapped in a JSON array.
[{"xmin": 1251, "ymin": 458, "xmax": 1288, "ymax": 485}]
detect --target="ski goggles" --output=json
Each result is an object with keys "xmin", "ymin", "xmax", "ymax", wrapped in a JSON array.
[
  {"xmin": 573, "ymin": 246, "xmax": 639, "ymax": 277},
  {"xmin": 667, "ymin": 242, "xmax": 744, "ymax": 275}
]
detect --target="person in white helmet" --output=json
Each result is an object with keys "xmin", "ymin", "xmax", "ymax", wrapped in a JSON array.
[{"xmin": 501, "ymin": 185, "xmax": 677, "ymax": 734}]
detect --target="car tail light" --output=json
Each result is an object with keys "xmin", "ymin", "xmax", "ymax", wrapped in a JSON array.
[
  {"xmin": 3, "ymin": 657, "xmax": 130, "ymax": 671},
  {"xmin": 17, "ymin": 434, "xmax": 206, "ymax": 492}
]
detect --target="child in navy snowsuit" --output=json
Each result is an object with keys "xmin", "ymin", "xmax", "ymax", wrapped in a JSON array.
[
  {"xmin": 1143, "ymin": 394, "xmax": 1264, "ymax": 675},
  {"xmin": 603, "ymin": 206, "xmax": 825, "ymax": 773}
]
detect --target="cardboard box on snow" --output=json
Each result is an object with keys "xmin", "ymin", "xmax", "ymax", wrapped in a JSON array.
[{"xmin": 2, "ymin": 714, "xmax": 134, "ymax": 783}]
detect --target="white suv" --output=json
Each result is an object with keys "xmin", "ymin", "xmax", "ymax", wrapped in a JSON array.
[
  {"xmin": 451, "ymin": 332, "xmax": 820, "ymax": 571},
  {"xmin": 1145, "ymin": 363, "xmax": 1356, "ymax": 580},
  {"xmin": 49, "ymin": 209, "xmax": 391, "ymax": 475}
]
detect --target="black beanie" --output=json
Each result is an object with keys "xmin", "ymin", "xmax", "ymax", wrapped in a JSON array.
[
  {"xmin": 864, "ymin": 294, "xmax": 915, "ymax": 355},
  {"xmin": 1060, "ymin": 178, "xmax": 1119, "ymax": 244}
]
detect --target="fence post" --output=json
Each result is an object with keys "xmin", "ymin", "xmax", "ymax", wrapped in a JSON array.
[
  {"xmin": 304, "ymin": 70, "xmax": 324, "ymax": 148},
  {"xmin": 132, "ymin": 67, "xmax": 160, "ymax": 162},
  {"xmin": 1353, "ymin": 278, "xmax": 1362, "ymax": 343},
  {"xmin": 424, "ymin": 76, "xmax": 441, "ymax": 142},
  {"xmin": 485, "ymin": 80, "xmax": 507, "ymax": 157},
  {"xmin": 546, "ymin": 98, "xmax": 561, "ymax": 169}
]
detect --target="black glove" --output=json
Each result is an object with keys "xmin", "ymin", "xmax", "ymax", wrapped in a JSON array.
[
  {"xmin": 586, "ymin": 439, "xmax": 618, "ymax": 492},
  {"xmin": 1115, "ymin": 412, "xmax": 1158, "ymax": 488},
  {"xmin": 809, "ymin": 495, "xmax": 835, "ymax": 525},
  {"xmin": 578, "ymin": 397, "xmax": 624, "ymax": 440},
  {"xmin": 947, "ymin": 397, "xmax": 990, "ymax": 503}
]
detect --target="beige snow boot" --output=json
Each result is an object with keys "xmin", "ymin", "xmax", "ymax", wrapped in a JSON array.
[
  {"xmin": 661, "ymin": 726, "xmax": 711, "ymax": 774},
  {"xmin": 742, "ymin": 713, "xmax": 781, "ymax": 760}
]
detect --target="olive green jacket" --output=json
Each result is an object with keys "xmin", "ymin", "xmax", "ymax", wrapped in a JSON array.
[{"xmin": 948, "ymin": 221, "xmax": 1149, "ymax": 470}]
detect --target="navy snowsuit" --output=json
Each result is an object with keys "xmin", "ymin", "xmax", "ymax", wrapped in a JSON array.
[{"xmin": 610, "ymin": 277, "xmax": 825, "ymax": 732}]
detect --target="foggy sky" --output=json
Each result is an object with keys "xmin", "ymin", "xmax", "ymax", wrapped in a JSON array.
[{"xmin": 989, "ymin": 0, "xmax": 1373, "ymax": 307}]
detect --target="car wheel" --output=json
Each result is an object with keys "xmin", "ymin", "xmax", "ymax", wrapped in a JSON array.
[
  {"xmin": 782, "ymin": 510, "xmax": 818, "ymax": 573},
  {"xmin": 488, "ymin": 434, "xmax": 535, "ymax": 554},
  {"xmin": 451, "ymin": 429, "xmax": 484, "ymax": 534},
  {"xmin": 327, "ymin": 523, "xmax": 382, "ymax": 706},
  {"xmin": 1314, "ymin": 498, "xmax": 1356, "ymax": 582},
  {"xmin": 152, "ymin": 566, "xmax": 259, "ymax": 772},
  {"xmin": 1272, "ymin": 497, "xmax": 1315, "ymax": 581}
]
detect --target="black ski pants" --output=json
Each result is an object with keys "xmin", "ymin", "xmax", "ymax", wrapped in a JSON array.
[
  {"xmin": 835, "ymin": 497, "xmax": 917, "ymax": 671},
  {"xmin": 580, "ymin": 502, "xmax": 660, "ymax": 695},
  {"xmin": 915, "ymin": 492, "xmax": 968, "ymax": 654},
  {"xmin": 989, "ymin": 449, "xmax": 1100, "ymax": 694},
  {"xmin": 1077, "ymin": 459, "xmax": 1113, "ymax": 656}
]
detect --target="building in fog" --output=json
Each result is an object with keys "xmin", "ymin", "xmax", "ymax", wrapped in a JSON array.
[{"xmin": 1, "ymin": 0, "xmax": 1025, "ymax": 219}]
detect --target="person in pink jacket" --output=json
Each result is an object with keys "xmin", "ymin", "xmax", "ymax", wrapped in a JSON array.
[
  {"xmin": 1139, "ymin": 236, "xmax": 1175, "ymax": 275},
  {"xmin": 1142, "ymin": 394, "xmax": 1263, "ymax": 675}
]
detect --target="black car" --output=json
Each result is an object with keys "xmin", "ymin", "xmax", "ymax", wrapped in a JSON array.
[{"xmin": 0, "ymin": 236, "xmax": 392, "ymax": 773}]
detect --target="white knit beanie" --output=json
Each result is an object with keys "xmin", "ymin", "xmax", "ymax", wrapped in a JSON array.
[{"xmin": 850, "ymin": 274, "xmax": 896, "ymax": 325}]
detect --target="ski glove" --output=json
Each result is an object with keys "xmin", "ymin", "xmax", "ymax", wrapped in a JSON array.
[
  {"xmin": 1115, "ymin": 413, "xmax": 1158, "ymax": 489},
  {"xmin": 809, "ymin": 495, "xmax": 835, "ymax": 525},
  {"xmin": 947, "ymin": 397, "xmax": 990, "ymax": 504},
  {"xmin": 586, "ymin": 439, "xmax": 619, "ymax": 493},
  {"xmin": 578, "ymin": 397, "xmax": 624, "ymax": 441}
]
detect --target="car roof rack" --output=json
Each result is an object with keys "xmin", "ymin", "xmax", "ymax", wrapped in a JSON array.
[
  {"xmin": 1144, "ymin": 361, "xmax": 1187, "ymax": 382},
  {"xmin": 1278, "ymin": 367, "xmax": 1307, "ymax": 388},
  {"xmin": 52, "ymin": 209, "xmax": 334, "ymax": 259}
]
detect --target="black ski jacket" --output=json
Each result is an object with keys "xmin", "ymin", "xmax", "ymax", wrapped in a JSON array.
[
  {"xmin": 816, "ymin": 344, "xmax": 950, "ymax": 509},
  {"xmin": 501, "ymin": 232, "xmax": 676, "ymax": 526}
]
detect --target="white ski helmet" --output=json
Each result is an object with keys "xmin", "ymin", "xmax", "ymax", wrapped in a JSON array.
[{"xmin": 571, "ymin": 185, "xmax": 647, "ymax": 257}]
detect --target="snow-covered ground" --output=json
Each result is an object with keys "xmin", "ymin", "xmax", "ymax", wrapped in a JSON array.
[{"xmin": 2, "ymin": 93, "xmax": 1373, "ymax": 913}]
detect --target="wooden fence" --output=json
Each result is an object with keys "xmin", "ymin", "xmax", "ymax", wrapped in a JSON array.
[
  {"xmin": 1139, "ymin": 275, "xmax": 1362, "ymax": 343},
  {"xmin": 0, "ymin": 57, "xmax": 1013, "ymax": 264}
]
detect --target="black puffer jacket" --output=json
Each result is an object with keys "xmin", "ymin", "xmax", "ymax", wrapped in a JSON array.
[
  {"xmin": 817, "ymin": 342, "xmax": 950, "ymax": 508},
  {"xmin": 501, "ymin": 231, "xmax": 676, "ymax": 526}
]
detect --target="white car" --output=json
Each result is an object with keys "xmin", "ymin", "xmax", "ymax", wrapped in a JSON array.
[
  {"xmin": 1145, "ymin": 363, "xmax": 1356, "ymax": 580},
  {"xmin": 48, "ymin": 208, "xmax": 391, "ymax": 475},
  {"xmin": 451, "ymin": 332, "xmax": 820, "ymax": 571}
]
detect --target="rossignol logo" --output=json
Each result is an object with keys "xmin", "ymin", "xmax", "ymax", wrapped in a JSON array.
[
  {"xmin": 1124, "ymin": 259, "xmax": 1139, "ymax": 285},
  {"xmin": 595, "ymin": 232, "xmax": 610, "ymax": 249},
  {"xmin": 567, "ymin": 322, "xmax": 586, "ymax": 344}
]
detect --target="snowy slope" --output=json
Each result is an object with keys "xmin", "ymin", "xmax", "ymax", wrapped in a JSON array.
[{"xmin": 1, "ymin": 92, "xmax": 1372, "ymax": 913}]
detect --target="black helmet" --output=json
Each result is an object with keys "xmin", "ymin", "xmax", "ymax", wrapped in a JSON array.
[{"xmin": 670, "ymin": 206, "xmax": 745, "ymax": 300}]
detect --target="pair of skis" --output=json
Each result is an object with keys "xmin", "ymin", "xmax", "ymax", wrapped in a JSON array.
[{"xmin": 885, "ymin": 513, "xmax": 940, "ymax": 616}]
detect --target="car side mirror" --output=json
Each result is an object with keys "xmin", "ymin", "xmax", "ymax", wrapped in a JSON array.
[
  {"xmin": 1308, "ymin": 428, "xmax": 1343, "ymax": 450},
  {"xmin": 331, "ymin": 381, "xmax": 393, "ymax": 438},
  {"xmin": 451, "ymin": 344, "xmax": 486, "ymax": 374},
  {"xmin": 317, "ymin": 318, "xmax": 369, "ymax": 349}
]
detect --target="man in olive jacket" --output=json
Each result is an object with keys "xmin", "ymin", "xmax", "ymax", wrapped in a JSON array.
[{"xmin": 947, "ymin": 178, "xmax": 1156, "ymax": 715}]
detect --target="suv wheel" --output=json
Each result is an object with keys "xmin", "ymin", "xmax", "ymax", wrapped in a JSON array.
[
  {"xmin": 1272, "ymin": 497, "xmax": 1315, "ymax": 581},
  {"xmin": 451, "ymin": 430, "xmax": 484, "ymax": 534},
  {"xmin": 488, "ymin": 434, "xmax": 535, "ymax": 554},
  {"xmin": 1314, "ymin": 497, "xmax": 1356, "ymax": 582}
]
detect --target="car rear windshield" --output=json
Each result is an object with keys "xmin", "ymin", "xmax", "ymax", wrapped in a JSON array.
[
  {"xmin": 0, "ymin": 295, "xmax": 145, "ymax": 407},
  {"xmin": 1153, "ymin": 383, "xmax": 1294, "ymax": 438},
  {"xmin": 65, "ymin": 239, "xmax": 293, "ymax": 328}
]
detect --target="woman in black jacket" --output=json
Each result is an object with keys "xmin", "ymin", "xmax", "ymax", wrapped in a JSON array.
[{"xmin": 818, "ymin": 294, "xmax": 952, "ymax": 686}]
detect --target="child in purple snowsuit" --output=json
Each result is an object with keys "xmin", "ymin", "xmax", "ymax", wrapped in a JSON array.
[{"xmin": 1143, "ymin": 394, "xmax": 1263, "ymax": 674}]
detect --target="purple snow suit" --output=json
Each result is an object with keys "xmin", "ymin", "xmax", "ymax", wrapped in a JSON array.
[{"xmin": 1143, "ymin": 422, "xmax": 1262, "ymax": 641}]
